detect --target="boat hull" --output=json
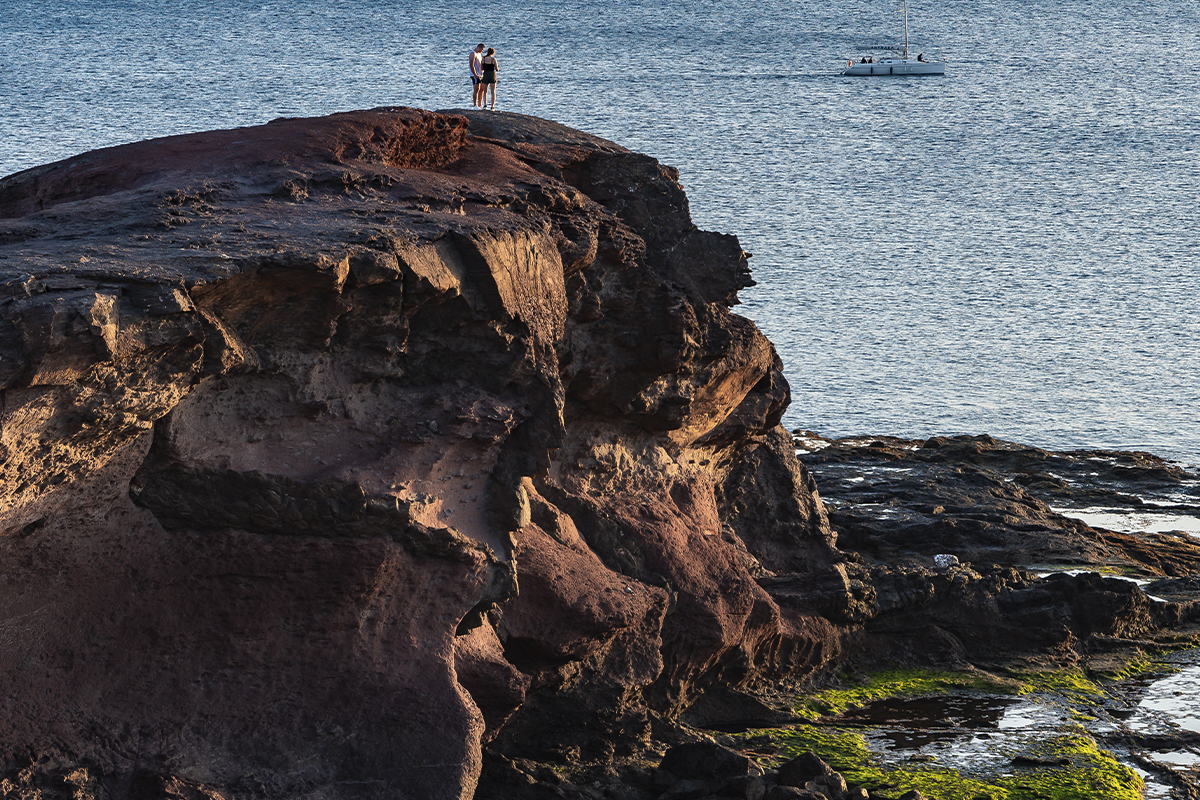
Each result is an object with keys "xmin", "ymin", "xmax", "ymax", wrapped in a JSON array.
[{"xmin": 844, "ymin": 58, "xmax": 944, "ymax": 76}]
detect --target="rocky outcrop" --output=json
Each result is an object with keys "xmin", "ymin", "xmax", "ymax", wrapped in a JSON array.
[
  {"xmin": 795, "ymin": 433, "xmax": 1200, "ymax": 671},
  {"xmin": 799, "ymin": 433, "xmax": 1200, "ymax": 573},
  {"xmin": 0, "ymin": 108, "xmax": 839, "ymax": 800}
]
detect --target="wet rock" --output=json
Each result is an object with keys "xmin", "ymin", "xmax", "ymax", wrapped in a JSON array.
[
  {"xmin": 1143, "ymin": 574, "xmax": 1200, "ymax": 603},
  {"xmin": 799, "ymin": 433, "xmax": 1200, "ymax": 574},
  {"xmin": 1011, "ymin": 753, "xmax": 1071, "ymax": 766},
  {"xmin": 839, "ymin": 559, "xmax": 1200, "ymax": 669},
  {"xmin": 788, "ymin": 433, "xmax": 1200, "ymax": 670}
]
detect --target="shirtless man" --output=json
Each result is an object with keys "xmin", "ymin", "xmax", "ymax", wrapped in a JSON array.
[{"xmin": 469, "ymin": 44, "xmax": 486, "ymax": 108}]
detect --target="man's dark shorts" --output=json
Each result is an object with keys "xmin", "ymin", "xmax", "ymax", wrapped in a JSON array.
[{"xmin": 472, "ymin": 76, "xmax": 481, "ymax": 84}]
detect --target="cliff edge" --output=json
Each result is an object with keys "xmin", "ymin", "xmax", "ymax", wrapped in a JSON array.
[{"xmin": 0, "ymin": 108, "xmax": 839, "ymax": 800}]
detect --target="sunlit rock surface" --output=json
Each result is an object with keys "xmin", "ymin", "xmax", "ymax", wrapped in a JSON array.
[{"xmin": 0, "ymin": 108, "xmax": 840, "ymax": 800}]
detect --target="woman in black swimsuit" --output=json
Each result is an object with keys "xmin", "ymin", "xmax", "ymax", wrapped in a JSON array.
[{"xmin": 480, "ymin": 47, "xmax": 499, "ymax": 110}]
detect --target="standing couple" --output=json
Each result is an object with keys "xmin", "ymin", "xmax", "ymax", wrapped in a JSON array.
[{"xmin": 469, "ymin": 43, "xmax": 499, "ymax": 110}]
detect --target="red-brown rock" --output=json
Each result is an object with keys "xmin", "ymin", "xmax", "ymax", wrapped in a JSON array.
[{"xmin": 0, "ymin": 108, "xmax": 839, "ymax": 800}]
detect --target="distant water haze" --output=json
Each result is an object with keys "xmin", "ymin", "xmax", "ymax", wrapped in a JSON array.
[{"xmin": 4, "ymin": 0, "xmax": 1198, "ymax": 463}]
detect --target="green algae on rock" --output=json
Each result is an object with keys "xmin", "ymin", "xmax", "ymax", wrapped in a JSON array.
[
  {"xmin": 795, "ymin": 668, "xmax": 1021, "ymax": 720},
  {"xmin": 996, "ymin": 733, "xmax": 1144, "ymax": 800},
  {"xmin": 737, "ymin": 724, "xmax": 1143, "ymax": 800},
  {"xmin": 737, "ymin": 663, "xmax": 1165, "ymax": 800},
  {"xmin": 741, "ymin": 724, "xmax": 1006, "ymax": 800},
  {"xmin": 1010, "ymin": 669, "xmax": 1106, "ymax": 703}
]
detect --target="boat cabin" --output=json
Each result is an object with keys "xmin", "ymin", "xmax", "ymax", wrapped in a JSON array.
[{"xmin": 844, "ymin": 45, "xmax": 944, "ymax": 76}]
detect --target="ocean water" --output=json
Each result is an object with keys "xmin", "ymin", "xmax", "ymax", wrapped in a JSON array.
[{"xmin": 3, "ymin": 0, "xmax": 1198, "ymax": 463}]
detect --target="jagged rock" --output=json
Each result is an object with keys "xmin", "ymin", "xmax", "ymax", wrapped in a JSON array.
[
  {"xmin": 1142, "ymin": 575, "xmax": 1200, "ymax": 604},
  {"xmin": 658, "ymin": 743, "xmax": 750, "ymax": 784},
  {"xmin": 715, "ymin": 426, "xmax": 836, "ymax": 575},
  {"xmin": 776, "ymin": 752, "xmax": 835, "ymax": 788},
  {"xmin": 799, "ymin": 433, "xmax": 1200, "ymax": 573},
  {"xmin": 454, "ymin": 622, "xmax": 532, "ymax": 742},
  {"xmin": 657, "ymin": 778, "xmax": 712, "ymax": 800},
  {"xmin": 10, "ymin": 105, "xmax": 1184, "ymax": 800},
  {"xmin": 724, "ymin": 774, "xmax": 767, "ymax": 800},
  {"xmin": 762, "ymin": 785, "xmax": 826, "ymax": 800},
  {"xmin": 805, "ymin": 772, "xmax": 848, "ymax": 799},
  {"xmin": 680, "ymin": 686, "xmax": 799, "ymax": 731},
  {"xmin": 832, "ymin": 558, "xmax": 1200, "ymax": 669},
  {"xmin": 789, "ymin": 433, "xmax": 1200, "ymax": 669},
  {"xmin": 0, "ymin": 108, "xmax": 839, "ymax": 800}
]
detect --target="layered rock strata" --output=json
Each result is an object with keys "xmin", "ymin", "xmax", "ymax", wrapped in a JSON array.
[{"xmin": 0, "ymin": 109, "xmax": 839, "ymax": 800}]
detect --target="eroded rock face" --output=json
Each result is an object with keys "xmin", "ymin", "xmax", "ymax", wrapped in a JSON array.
[{"xmin": 0, "ymin": 108, "xmax": 838, "ymax": 799}]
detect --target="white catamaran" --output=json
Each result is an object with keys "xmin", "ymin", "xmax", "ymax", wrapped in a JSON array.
[{"xmin": 843, "ymin": 0, "xmax": 945, "ymax": 76}]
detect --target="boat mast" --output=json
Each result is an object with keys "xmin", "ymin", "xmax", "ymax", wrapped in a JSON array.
[{"xmin": 903, "ymin": 0, "xmax": 910, "ymax": 57}]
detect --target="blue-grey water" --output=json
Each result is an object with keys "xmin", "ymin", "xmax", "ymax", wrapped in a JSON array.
[{"xmin": 3, "ymin": 0, "xmax": 1198, "ymax": 464}]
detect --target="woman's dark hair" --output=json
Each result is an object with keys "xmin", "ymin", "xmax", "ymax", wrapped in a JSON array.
[{"xmin": 486, "ymin": 47, "xmax": 495, "ymax": 56}]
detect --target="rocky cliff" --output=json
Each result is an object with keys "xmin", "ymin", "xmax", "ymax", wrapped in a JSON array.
[{"xmin": 0, "ymin": 108, "xmax": 841, "ymax": 800}]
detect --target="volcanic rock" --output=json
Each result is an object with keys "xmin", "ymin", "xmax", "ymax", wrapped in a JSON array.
[
  {"xmin": 0, "ymin": 108, "xmax": 839, "ymax": 800},
  {"xmin": 798, "ymin": 433, "xmax": 1200, "ymax": 574},
  {"xmin": 796, "ymin": 433, "xmax": 1200, "ymax": 670},
  {"xmin": 658, "ymin": 741, "xmax": 750, "ymax": 787},
  {"xmin": 775, "ymin": 751, "xmax": 835, "ymax": 788},
  {"xmin": 7, "ymin": 107, "xmax": 1193, "ymax": 800}
]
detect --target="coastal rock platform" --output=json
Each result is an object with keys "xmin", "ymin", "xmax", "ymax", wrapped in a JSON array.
[{"xmin": 795, "ymin": 433, "xmax": 1200, "ymax": 671}]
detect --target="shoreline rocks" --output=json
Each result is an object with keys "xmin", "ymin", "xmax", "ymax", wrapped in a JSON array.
[{"xmin": 793, "ymin": 433, "xmax": 1200, "ymax": 672}]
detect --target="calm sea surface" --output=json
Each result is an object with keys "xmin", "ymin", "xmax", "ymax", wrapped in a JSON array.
[{"xmin": 3, "ymin": 0, "xmax": 1198, "ymax": 463}]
